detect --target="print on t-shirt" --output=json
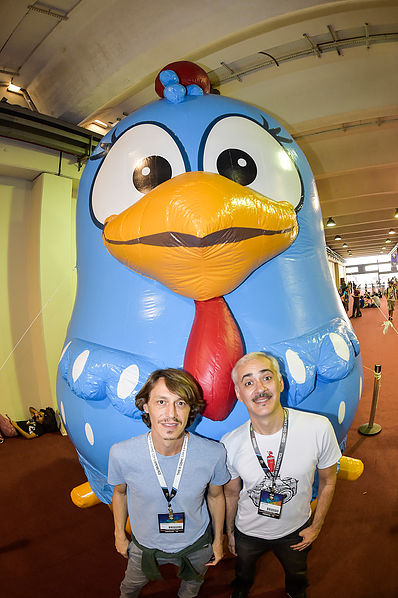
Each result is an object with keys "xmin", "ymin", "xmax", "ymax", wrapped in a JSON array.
[
  {"xmin": 248, "ymin": 451, "xmax": 298, "ymax": 507},
  {"xmin": 267, "ymin": 451, "xmax": 275, "ymax": 472}
]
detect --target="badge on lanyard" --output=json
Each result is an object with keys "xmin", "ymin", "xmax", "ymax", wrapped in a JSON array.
[
  {"xmin": 258, "ymin": 489, "xmax": 285, "ymax": 518},
  {"xmin": 249, "ymin": 409, "xmax": 288, "ymax": 519},
  {"xmin": 148, "ymin": 432, "xmax": 188, "ymax": 533},
  {"xmin": 158, "ymin": 512, "xmax": 185, "ymax": 533}
]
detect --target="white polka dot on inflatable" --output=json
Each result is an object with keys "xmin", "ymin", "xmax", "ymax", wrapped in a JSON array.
[
  {"xmin": 59, "ymin": 341, "xmax": 71, "ymax": 364},
  {"xmin": 338, "ymin": 401, "xmax": 346, "ymax": 424},
  {"xmin": 117, "ymin": 364, "xmax": 140, "ymax": 399},
  {"xmin": 72, "ymin": 350, "xmax": 90, "ymax": 382},
  {"xmin": 286, "ymin": 350, "xmax": 306, "ymax": 384},
  {"xmin": 85, "ymin": 422, "xmax": 94, "ymax": 445},
  {"xmin": 60, "ymin": 401, "xmax": 66, "ymax": 425},
  {"xmin": 329, "ymin": 333, "xmax": 349, "ymax": 361}
]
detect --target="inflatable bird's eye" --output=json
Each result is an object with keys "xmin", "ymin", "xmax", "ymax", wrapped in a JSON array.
[
  {"xmin": 90, "ymin": 123, "xmax": 188, "ymax": 227},
  {"xmin": 200, "ymin": 115, "xmax": 303, "ymax": 210}
]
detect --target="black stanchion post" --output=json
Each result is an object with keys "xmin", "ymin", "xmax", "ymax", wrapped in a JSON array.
[{"xmin": 358, "ymin": 364, "xmax": 382, "ymax": 435}]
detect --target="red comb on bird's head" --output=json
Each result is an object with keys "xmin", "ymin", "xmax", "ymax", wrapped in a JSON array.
[{"xmin": 155, "ymin": 61, "xmax": 211, "ymax": 98}]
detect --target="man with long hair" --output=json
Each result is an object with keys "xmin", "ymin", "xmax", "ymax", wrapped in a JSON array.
[{"xmin": 108, "ymin": 368, "xmax": 229, "ymax": 598}]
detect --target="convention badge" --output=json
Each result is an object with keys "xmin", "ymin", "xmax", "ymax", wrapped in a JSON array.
[
  {"xmin": 158, "ymin": 512, "xmax": 185, "ymax": 533},
  {"xmin": 258, "ymin": 489, "xmax": 284, "ymax": 519}
]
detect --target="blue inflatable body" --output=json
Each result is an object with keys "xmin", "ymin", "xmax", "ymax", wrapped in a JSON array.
[{"xmin": 57, "ymin": 63, "xmax": 362, "ymax": 503}]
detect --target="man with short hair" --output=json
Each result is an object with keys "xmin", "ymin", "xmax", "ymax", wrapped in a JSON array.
[
  {"xmin": 108, "ymin": 368, "xmax": 229, "ymax": 598},
  {"xmin": 222, "ymin": 352, "xmax": 341, "ymax": 598}
]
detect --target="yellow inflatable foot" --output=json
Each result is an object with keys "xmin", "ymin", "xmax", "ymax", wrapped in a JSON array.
[
  {"xmin": 70, "ymin": 481, "xmax": 101, "ymax": 508},
  {"xmin": 310, "ymin": 456, "xmax": 364, "ymax": 512},
  {"xmin": 337, "ymin": 455, "xmax": 364, "ymax": 481}
]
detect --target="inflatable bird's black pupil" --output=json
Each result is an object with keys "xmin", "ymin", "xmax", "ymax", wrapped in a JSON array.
[
  {"xmin": 217, "ymin": 148, "xmax": 257, "ymax": 186},
  {"xmin": 133, "ymin": 155, "xmax": 172, "ymax": 193}
]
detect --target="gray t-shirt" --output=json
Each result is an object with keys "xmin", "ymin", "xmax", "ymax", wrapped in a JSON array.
[{"xmin": 108, "ymin": 432, "xmax": 230, "ymax": 551}]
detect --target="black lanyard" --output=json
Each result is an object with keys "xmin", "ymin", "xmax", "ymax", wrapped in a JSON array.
[{"xmin": 249, "ymin": 408, "xmax": 288, "ymax": 491}]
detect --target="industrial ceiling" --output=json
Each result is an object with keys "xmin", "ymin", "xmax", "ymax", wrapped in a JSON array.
[{"xmin": 1, "ymin": 0, "xmax": 397, "ymax": 259}]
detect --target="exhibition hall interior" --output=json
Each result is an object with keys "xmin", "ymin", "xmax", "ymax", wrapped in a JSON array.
[{"xmin": 1, "ymin": 1, "xmax": 397, "ymax": 597}]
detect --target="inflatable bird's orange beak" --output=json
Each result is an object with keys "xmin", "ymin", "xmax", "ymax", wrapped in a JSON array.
[{"xmin": 103, "ymin": 172, "xmax": 298, "ymax": 301}]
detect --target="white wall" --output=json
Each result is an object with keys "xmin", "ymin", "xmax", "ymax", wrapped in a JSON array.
[{"xmin": 0, "ymin": 138, "xmax": 80, "ymax": 419}]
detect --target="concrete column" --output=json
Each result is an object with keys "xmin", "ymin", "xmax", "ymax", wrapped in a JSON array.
[{"xmin": 29, "ymin": 173, "xmax": 76, "ymax": 409}]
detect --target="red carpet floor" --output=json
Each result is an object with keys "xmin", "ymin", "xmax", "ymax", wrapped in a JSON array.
[{"xmin": 1, "ymin": 296, "xmax": 397, "ymax": 597}]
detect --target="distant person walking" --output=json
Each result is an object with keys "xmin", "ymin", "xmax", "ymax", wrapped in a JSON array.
[{"xmin": 384, "ymin": 281, "xmax": 397, "ymax": 322}]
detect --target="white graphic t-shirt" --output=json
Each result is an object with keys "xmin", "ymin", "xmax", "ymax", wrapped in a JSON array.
[{"xmin": 221, "ymin": 408, "xmax": 341, "ymax": 539}]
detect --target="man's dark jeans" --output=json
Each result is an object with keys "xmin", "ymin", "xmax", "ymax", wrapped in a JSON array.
[{"xmin": 233, "ymin": 519, "xmax": 312, "ymax": 597}]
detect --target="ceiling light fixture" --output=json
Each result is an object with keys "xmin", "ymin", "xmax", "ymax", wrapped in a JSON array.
[
  {"xmin": 389, "ymin": 229, "xmax": 395, "ymax": 234},
  {"xmin": 385, "ymin": 239, "xmax": 391, "ymax": 243},
  {"xmin": 326, "ymin": 217, "xmax": 336, "ymax": 227},
  {"xmin": 93, "ymin": 119, "xmax": 109, "ymax": 129},
  {"xmin": 6, "ymin": 82, "xmax": 37, "ymax": 110},
  {"xmin": 7, "ymin": 83, "xmax": 21, "ymax": 93},
  {"xmin": 395, "ymin": 208, "xmax": 398, "ymax": 219},
  {"xmin": 334, "ymin": 234, "xmax": 342, "ymax": 241},
  {"xmin": 342, "ymin": 243, "xmax": 348, "ymax": 248}
]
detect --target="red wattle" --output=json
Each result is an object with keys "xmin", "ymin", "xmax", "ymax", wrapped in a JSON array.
[{"xmin": 183, "ymin": 297, "xmax": 244, "ymax": 421}]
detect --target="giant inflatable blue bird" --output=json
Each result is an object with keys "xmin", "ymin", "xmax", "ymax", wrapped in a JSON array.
[{"xmin": 58, "ymin": 62, "xmax": 363, "ymax": 504}]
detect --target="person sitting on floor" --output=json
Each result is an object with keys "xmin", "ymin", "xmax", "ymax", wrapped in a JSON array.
[
  {"xmin": 372, "ymin": 293, "xmax": 381, "ymax": 308},
  {"xmin": 0, "ymin": 406, "xmax": 58, "ymax": 442},
  {"xmin": 362, "ymin": 292, "xmax": 372, "ymax": 308}
]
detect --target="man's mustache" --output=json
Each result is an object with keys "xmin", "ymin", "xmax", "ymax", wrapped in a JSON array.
[{"xmin": 252, "ymin": 391, "xmax": 272, "ymax": 402}]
